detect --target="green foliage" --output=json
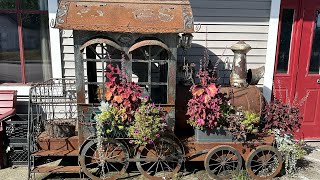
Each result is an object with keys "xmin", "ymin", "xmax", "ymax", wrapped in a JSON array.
[
  {"xmin": 241, "ymin": 111, "xmax": 260, "ymax": 134},
  {"xmin": 128, "ymin": 99, "xmax": 166, "ymax": 145},
  {"xmin": 226, "ymin": 110, "xmax": 260, "ymax": 141},
  {"xmin": 232, "ymin": 170, "xmax": 251, "ymax": 180},
  {"xmin": 274, "ymin": 129, "xmax": 307, "ymax": 175},
  {"xmin": 95, "ymin": 99, "xmax": 166, "ymax": 145},
  {"xmin": 95, "ymin": 102, "xmax": 128, "ymax": 135}
]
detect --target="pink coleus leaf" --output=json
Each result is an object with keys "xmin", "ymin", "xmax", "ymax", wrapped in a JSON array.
[
  {"xmin": 107, "ymin": 64, "xmax": 114, "ymax": 71},
  {"xmin": 114, "ymin": 96, "xmax": 123, "ymax": 103},
  {"xmin": 206, "ymin": 84, "xmax": 218, "ymax": 97},
  {"xmin": 197, "ymin": 118, "xmax": 205, "ymax": 126},
  {"xmin": 192, "ymin": 86, "xmax": 205, "ymax": 97},
  {"xmin": 113, "ymin": 67, "xmax": 121, "ymax": 74}
]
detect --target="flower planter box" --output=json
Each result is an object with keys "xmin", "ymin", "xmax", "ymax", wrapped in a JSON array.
[{"xmin": 194, "ymin": 127, "xmax": 234, "ymax": 142}]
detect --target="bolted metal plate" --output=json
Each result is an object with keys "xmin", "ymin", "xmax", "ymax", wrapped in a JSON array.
[{"xmin": 55, "ymin": 0, "xmax": 194, "ymax": 34}]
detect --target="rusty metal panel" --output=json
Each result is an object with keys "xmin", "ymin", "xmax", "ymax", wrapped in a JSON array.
[{"xmin": 55, "ymin": 0, "xmax": 194, "ymax": 33}]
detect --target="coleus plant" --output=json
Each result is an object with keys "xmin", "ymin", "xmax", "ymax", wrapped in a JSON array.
[
  {"xmin": 104, "ymin": 64, "xmax": 142, "ymax": 122},
  {"xmin": 186, "ymin": 66, "xmax": 225, "ymax": 130},
  {"xmin": 261, "ymin": 98, "xmax": 302, "ymax": 135}
]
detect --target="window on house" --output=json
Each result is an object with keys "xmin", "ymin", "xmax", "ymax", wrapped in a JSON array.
[
  {"xmin": 0, "ymin": 0, "xmax": 51, "ymax": 83},
  {"xmin": 309, "ymin": 10, "xmax": 320, "ymax": 74}
]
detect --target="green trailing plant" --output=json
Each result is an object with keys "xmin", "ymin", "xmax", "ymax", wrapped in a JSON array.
[
  {"xmin": 128, "ymin": 98, "xmax": 167, "ymax": 145},
  {"xmin": 273, "ymin": 129, "xmax": 307, "ymax": 175}
]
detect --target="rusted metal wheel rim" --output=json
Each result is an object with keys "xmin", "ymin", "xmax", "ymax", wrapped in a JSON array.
[
  {"xmin": 136, "ymin": 137, "xmax": 184, "ymax": 180},
  {"xmin": 204, "ymin": 145, "xmax": 243, "ymax": 180},
  {"xmin": 79, "ymin": 138, "xmax": 129, "ymax": 180},
  {"xmin": 246, "ymin": 145, "xmax": 283, "ymax": 180}
]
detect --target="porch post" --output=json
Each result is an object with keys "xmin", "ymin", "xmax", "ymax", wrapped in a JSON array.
[{"xmin": 263, "ymin": 0, "xmax": 281, "ymax": 102}]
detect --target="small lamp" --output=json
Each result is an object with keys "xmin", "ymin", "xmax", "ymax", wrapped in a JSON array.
[{"xmin": 180, "ymin": 33, "xmax": 193, "ymax": 49}]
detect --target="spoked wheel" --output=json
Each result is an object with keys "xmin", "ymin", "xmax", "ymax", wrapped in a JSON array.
[
  {"xmin": 136, "ymin": 137, "xmax": 184, "ymax": 180},
  {"xmin": 246, "ymin": 145, "xmax": 283, "ymax": 180},
  {"xmin": 79, "ymin": 138, "xmax": 129, "ymax": 180},
  {"xmin": 204, "ymin": 145, "xmax": 243, "ymax": 179}
]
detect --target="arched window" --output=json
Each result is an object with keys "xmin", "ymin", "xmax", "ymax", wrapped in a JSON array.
[
  {"xmin": 129, "ymin": 40, "xmax": 170, "ymax": 104},
  {"xmin": 80, "ymin": 38, "xmax": 126, "ymax": 103}
]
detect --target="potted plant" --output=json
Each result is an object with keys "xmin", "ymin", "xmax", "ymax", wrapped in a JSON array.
[
  {"xmin": 261, "ymin": 97, "xmax": 307, "ymax": 175},
  {"xmin": 186, "ymin": 66, "xmax": 233, "ymax": 142},
  {"xmin": 128, "ymin": 97, "xmax": 167, "ymax": 145},
  {"xmin": 95, "ymin": 64, "xmax": 167, "ymax": 145},
  {"xmin": 225, "ymin": 110, "xmax": 261, "ymax": 141},
  {"xmin": 95, "ymin": 101, "xmax": 129, "ymax": 138}
]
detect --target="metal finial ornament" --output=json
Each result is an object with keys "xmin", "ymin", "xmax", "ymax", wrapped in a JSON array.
[{"xmin": 230, "ymin": 41, "xmax": 251, "ymax": 88}]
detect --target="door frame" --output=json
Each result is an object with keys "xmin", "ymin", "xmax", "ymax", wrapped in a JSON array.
[
  {"xmin": 273, "ymin": 0, "xmax": 304, "ymax": 103},
  {"xmin": 263, "ymin": 0, "xmax": 282, "ymax": 102}
]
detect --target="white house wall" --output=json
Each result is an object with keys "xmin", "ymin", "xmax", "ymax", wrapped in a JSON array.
[
  {"xmin": 61, "ymin": 0, "xmax": 272, "ymax": 86},
  {"xmin": 185, "ymin": 0, "xmax": 271, "ymax": 86}
]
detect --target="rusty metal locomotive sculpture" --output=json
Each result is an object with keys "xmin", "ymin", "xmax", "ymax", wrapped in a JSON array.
[{"xmin": 26, "ymin": 1, "xmax": 282, "ymax": 180}]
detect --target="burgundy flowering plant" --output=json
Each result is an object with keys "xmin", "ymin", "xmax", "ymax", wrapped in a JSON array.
[{"xmin": 186, "ymin": 67, "xmax": 226, "ymax": 130}]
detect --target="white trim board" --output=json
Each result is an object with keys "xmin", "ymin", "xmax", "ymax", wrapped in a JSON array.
[
  {"xmin": 0, "ymin": 85, "xmax": 30, "ymax": 96},
  {"xmin": 48, "ymin": 0, "xmax": 62, "ymax": 79},
  {"xmin": 263, "ymin": 0, "xmax": 281, "ymax": 102}
]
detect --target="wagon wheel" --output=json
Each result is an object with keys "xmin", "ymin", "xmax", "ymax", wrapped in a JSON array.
[
  {"xmin": 246, "ymin": 145, "xmax": 283, "ymax": 180},
  {"xmin": 136, "ymin": 137, "xmax": 184, "ymax": 180},
  {"xmin": 79, "ymin": 138, "xmax": 129, "ymax": 180},
  {"xmin": 204, "ymin": 145, "xmax": 243, "ymax": 179}
]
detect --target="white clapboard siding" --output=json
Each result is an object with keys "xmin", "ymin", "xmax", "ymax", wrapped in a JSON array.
[
  {"xmin": 60, "ymin": 0, "xmax": 271, "ymax": 86},
  {"xmin": 188, "ymin": 0, "xmax": 271, "ymax": 86}
]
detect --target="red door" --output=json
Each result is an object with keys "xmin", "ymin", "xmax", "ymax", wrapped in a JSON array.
[{"xmin": 274, "ymin": 0, "xmax": 320, "ymax": 139}]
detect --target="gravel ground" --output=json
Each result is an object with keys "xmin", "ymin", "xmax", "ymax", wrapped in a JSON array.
[{"xmin": 1, "ymin": 142, "xmax": 320, "ymax": 180}]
